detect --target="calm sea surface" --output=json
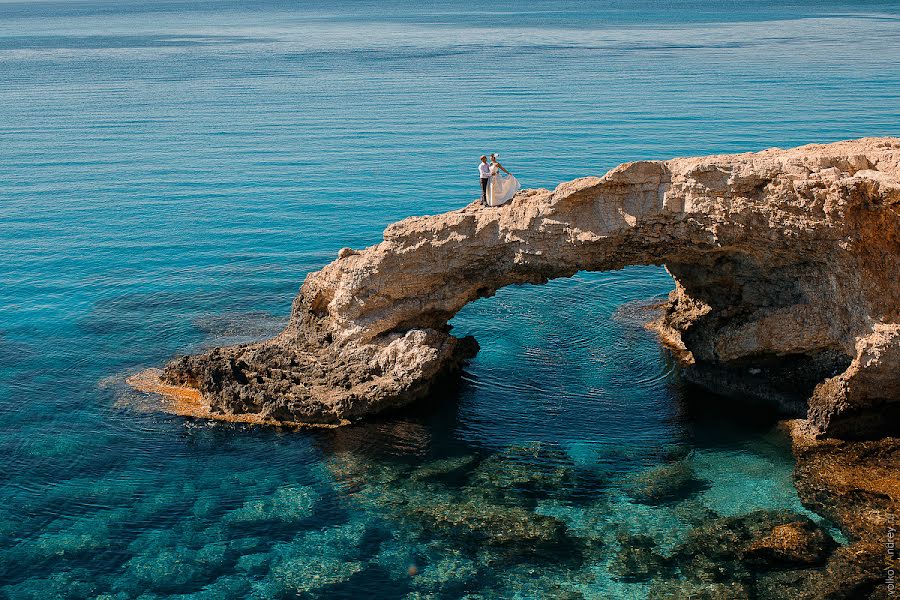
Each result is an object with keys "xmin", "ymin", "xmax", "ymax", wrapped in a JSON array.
[{"xmin": 1, "ymin": 0, "xmax": 898, "ymax": 597}]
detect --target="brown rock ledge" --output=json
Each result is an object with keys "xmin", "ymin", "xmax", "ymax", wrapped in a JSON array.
[
  {"xmin": 788, "ymin": 420, "xmax": 899, "ymax": 598},
  {"xmin": 126, "ymin": 369, "xmax": 347, "ymax": 428}
]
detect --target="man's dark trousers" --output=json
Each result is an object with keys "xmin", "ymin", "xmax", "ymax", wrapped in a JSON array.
[{"xmin": 480, "ymin": 177, "xmax": 489, "ymax": 204}]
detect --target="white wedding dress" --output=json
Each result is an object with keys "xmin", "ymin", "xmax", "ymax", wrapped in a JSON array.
[{"xmin": 487, "ymin": 165, "xmax": 520, "ymax": 207}]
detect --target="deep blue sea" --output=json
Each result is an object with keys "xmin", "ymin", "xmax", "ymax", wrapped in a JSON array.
[{"xmin": 1, "ymin": 0, "xmax": 898, "ymax": 597}]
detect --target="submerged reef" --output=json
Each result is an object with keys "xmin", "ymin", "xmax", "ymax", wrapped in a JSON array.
[
  {"xmin": 321, "ymin": 440, "xmax": 878, "ymax": 599},
  {"xmin": 623, "ymin": 459, "xmax": 707, "ymax": 505}
]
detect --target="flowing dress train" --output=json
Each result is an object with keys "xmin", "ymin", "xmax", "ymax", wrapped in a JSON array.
[{"xmin": 487, "ymin": 167, "xmax": 520, "ymax": 207}]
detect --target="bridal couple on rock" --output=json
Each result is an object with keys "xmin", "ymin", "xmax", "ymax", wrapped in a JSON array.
[{"xmin": 479, "ymin": 153, "xmax": 521, "ymax": 207}]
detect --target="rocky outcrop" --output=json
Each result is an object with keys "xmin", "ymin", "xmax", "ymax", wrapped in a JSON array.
[
  {"xmin": 150, "ymin": 137, "xmax": 899, "ymax": 436},
  {"xmin": 791, "ymin": 424, "xmax": 899, "ymax": 544},
  {"xmin": 787, "ymin": 422, "xmax": 898, "ymax": 598}
]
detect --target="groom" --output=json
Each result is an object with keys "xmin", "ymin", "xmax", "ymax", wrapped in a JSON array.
[{"xmin": 479, "ymin": 155, "xmax": 491, "ymax": 206}]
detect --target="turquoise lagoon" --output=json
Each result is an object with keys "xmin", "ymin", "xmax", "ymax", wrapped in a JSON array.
[{"xmin": 0, "ymin": 0, "xmax": 898, "ymax": 597}]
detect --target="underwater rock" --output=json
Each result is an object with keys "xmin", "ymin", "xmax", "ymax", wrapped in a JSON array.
[
  {"xmin": 256, "ymin": 520, "xmax": 370, "ymax": 597},
  {"xmin": 487, "ymin": 563, "xmax": 589, "ymax": 599},
  {"xmin": 117, "ymin": 546, "xmax": 218, "ymax": 595},
  {"xmin": 670, "ymin": 499, "xmax": 719, "ymax": 526},
  {"xmin": 609, "ymin": 533, "xmax": 673, "ymax": 582},
  {"xmin": 409, "ymin": 454, "xmax": 479, "ymax": 483},
  {"xmin": 624, "ymin": 460, "xmax": 706, "ymax": 505},
  {"xmin": 640, "ymin": 507, "xmax": 876, "ymax": 599},
  {"xmin": 222, "ymin": 485, "xmax": 317, "ymax": 527},
  {"xmin": 408, "ymin": 554, "xmax": 479, "ymax": 595},
  {"xmin": 742, "ymin": 519, "xmax": 834, "ymax": 567},
  {"xmin": 332, "ymin": 451, "xmax": 579, "ymax": 560},
  {"xmin": 752, "ymin": 569, "xmax": 818, "ymax": 600},
  {"xmin": 327, "ymin": 450, "xmax": 411, "ymax": 497},
  {"xmin": 752, "ymin": 542, "xmax": 886, "ymax": 600},
  {"xmin": 671, "ymin": 509, "xmax": 835, "ymax": 582},
  {"xmin": 405, "ymin": 496, "xmax": 571, "ymax": 549},
  {"xmin": 266, "ymin": 556, "xmax": 364, "ymax": 596},
  {"xmin": 467, "ymin": 443, "xmax": 576, "ymax": 503},
  {"xmin": 651, "ymin": 443, "xmax": 693, "ymax": 463},
  {"xmin": 646, "ymin": 580, "xmax": 751, "ymax": 600},
  {"xmin": 23, "ymin": 516, "xmax": 113, "ymax": 563},
  {"xmin": 189, "ymin": 575, "xmax": 252, "ymax": 599},
  {"xmin": 3, "ymin": 569, "xmax": 97, "ymax": 600},
  {"xmin": 148, "ymin": 137, "xmax": 900, "ymax": 436},
  {"xmin": 362, "ymin": 476, "xmax": 578, "ymax": 561},
  {"xmin": 369, "ymin": 536, "xmax": 424, "ymax": 582},
  {"xmin": 234, "ymin": 552, "xmax": 269, "ymax": 576}
]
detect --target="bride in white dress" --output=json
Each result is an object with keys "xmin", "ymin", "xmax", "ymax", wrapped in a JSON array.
[{"xmin": 487, "ymin": 153, "xmax": 520, "ymax": 207}]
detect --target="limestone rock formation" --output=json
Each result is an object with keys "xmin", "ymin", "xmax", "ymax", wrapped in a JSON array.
[
  {"xmin": 787, "ymin": 422, "xmax": 898, "ymax": 597},
  {"xmin": 156, "ymin": 137, "xmax": 899, "ymax": 436}
]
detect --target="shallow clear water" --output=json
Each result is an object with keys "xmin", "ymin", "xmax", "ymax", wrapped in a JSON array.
[{"xmin": 0, "ymin": 0, "xmax": 897, "ymax": 597}]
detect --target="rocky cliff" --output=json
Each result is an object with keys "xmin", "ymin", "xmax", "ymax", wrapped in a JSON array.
[{"xmin": 155, "ymin": 137, "xmax": 899, "ymax": 439}]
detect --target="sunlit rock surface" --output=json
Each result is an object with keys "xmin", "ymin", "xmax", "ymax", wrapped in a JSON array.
[{"xmin": 154, "ymin": 137, "xmax": 899, "ymax": 437}]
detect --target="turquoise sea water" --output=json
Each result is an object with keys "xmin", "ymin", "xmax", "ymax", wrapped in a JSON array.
[{"xmin": 1, "ymin": 1, "xmax": 898, "ymax": 597}]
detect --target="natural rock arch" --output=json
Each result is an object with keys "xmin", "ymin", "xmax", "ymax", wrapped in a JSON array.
[{"xmin": 151, "ymin": 138, "xmax": 900, "ymax": 438}]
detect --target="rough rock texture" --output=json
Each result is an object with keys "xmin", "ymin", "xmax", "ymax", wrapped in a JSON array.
[
  {"xmin": 623, "ymin": 459, "xmax": 707, "ymax": 505},
  {"xmin": 785, "ymin": 422, "xmax": 899, "ymax": 598},
  {"xmin": 791, "ymin": 424, "xmax": 899, "ymax": 544},
  {"xmin": 617, "ymin": 508, "xmax": 857, "ymax": 598},
  {"xmin": 159, "ymin": 137, "xmax": 899, "ymax": 434},
  {"xmin": 742, "ymin": 519, "xmax": 834, "ymax": 567}
]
